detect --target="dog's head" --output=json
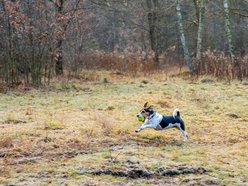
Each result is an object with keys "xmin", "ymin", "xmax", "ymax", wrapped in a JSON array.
[{"xmin": 136, "ymin": 102, "xmax": 154, "ymax": 121}]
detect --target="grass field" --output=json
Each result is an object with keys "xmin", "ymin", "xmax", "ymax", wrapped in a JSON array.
[{"xmin": 0, "ymin": 70, "xmax": 247, "ymax": 185}]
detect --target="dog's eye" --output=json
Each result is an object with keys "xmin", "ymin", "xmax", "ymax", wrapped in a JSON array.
[{"xmin": 141, "ymin": 110, "xmax": 145, "ymax": 113}]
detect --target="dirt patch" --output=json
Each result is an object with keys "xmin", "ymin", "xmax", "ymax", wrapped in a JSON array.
[
  {"xmin": 91, "ymin": 163, "xmax": 207, "ymax": 179},
  {"xmin": 156, "ymin": 165, "xmax": 207, "ymax": 176},
  {"xmin": 92, "ymin": 168, "xmax": 153, "ymax": 179},
  {"xmin": 3, "ymin": 119, "xmax": 27, "ymax": 124},
  {"xmin": 226, "ymin": 113, "xmax": 239, "ymax": 118},
  {"xmin": 92, "ymin": 159, "xmax": 153, "ymax": 178}
]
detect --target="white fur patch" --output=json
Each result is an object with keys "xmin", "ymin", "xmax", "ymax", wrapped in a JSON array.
[{"xmin": 173, "ymin": 108, "xmax": 180, "ymax": 118}]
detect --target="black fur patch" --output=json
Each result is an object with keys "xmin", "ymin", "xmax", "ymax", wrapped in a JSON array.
[{"xmin": 159, "ymin": 116, "xmax": 184, "ymax": 130}]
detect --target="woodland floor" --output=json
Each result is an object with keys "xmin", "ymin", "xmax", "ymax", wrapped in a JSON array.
[{"xmin": 0, "ymin": 70, "xmax": 248, "ymax": 186}]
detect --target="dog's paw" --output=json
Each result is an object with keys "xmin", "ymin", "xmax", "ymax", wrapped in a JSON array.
[
  {"xmin": 183, "ymin": 137, "xmax": 188, "ymax": 142},
  {"xmin": 135, "ymin": 129, "xmax": 140, "ymax": 133}
]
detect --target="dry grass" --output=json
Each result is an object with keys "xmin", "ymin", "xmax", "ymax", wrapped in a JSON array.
[{"xmin": 0, "ymin": 70, "xmax": 247, "ymax": 185}]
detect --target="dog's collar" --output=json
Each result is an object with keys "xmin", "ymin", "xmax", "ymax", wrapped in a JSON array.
[{"xmin": 148, "ymin": 112, "xmax": 156, "ymax": 119}]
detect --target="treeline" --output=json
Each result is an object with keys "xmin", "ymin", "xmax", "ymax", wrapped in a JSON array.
[{"xmin": 0, "ymin": 0, "xmax": 247, "ymax": 86}]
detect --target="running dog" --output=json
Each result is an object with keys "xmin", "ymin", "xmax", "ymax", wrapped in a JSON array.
[{"xmin": 135, "ymin": 102, "xmax": 188, "ymax": 141}]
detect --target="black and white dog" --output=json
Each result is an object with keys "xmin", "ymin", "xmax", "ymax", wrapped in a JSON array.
[{"xmin": 135, "ymin": 102, "xmax": 188, "ymax": 141}]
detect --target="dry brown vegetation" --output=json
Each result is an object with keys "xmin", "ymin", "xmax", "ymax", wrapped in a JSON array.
[
  {"xmin": 195, "ymin": 50, "xmax": 248, "ymax": 81},
  {"xmin": 0, "ymin": 70, "xmax": 248, "ymax": 185},
  {"xmin": 74, "ymin": 49, "xmax": 248, "ymax": 81}
]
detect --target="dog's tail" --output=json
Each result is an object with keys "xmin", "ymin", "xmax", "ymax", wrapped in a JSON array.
[{"xmin": 173, "ymin": 108, "xmax": 180, "ymax": 118}]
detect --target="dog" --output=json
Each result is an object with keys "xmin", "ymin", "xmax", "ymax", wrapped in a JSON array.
[{"xmin": 135, "ymin": 102, "xmax": 188, "ymax": 141}]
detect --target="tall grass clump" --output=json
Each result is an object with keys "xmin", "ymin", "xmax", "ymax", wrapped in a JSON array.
[{"xmin": 195, "ymin": 49, "xmax": 248, "ymax": 80}]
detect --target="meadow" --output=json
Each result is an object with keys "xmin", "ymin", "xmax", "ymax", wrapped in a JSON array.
[{"xmin": 0, "ymin": 70, "xmax": 247, "ymax": 185}]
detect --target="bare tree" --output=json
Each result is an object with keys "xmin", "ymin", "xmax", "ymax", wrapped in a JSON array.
[
  {"xmin": 48, "ymin": 0, "xmax": 81, "ymax": 75},
  {"xmin": 176, "ymin": 0, "xmax": 194, "ymax": 74},
  {"xmin": 146, "ymin": 0, "xmax": 160, "ymax": 65},
  {"xmin": 196, "ymin": 0, "xmax": 205, "ymax": 62},
  {"xmin": 223, "ymin": 0, "xmax": 234, "ymax": 61}
]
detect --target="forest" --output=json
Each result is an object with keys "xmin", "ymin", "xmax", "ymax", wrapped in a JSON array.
[
  {"xmin": 0, "ymin": 0, "xmax": 248, "ymax": 185},
  {"xmin": 0, "ymin": 0, "xmax": 248, "ymax": 86}
]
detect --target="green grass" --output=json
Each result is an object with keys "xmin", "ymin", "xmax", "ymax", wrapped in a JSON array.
[{"xmin": 0, "ymin": 71, "xmax": 247, "ymax": 185}]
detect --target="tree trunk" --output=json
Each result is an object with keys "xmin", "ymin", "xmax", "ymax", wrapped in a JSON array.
[
  {"xmin": 196, "ymin": 0, "xmax": 205, "ymax": 62},
  {"xmin": 146, "ymin": 0, "xmax": 160, "ymax": 65},
  {"xmin": 55, "ymin": 0, "xmax": 64, "ymax": 76},
  {"xmin": 153, "ymin": 0, "xmax": 160, "ymax": 65},
  {"xmin": 2, "ymin": 1, "xmax": 17, "ymax": 85},
  {"xmin": 176, "ymin": 0, "xmax": 194, "ymax": 74},
  {"xmin": 223, "ymin": 0, "xmax": 234, "ymax": 61},
  {"xmin": 193, "ymin": 0, "xmax": 200, "ymax": 23},
  {"xmin": 55, "ymin": 39, "xmax": 63, "ymax": 76}
]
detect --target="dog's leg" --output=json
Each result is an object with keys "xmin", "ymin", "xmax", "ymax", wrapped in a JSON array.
[
  {"xmin": 179, "ymin": 127, "xmax": 188, "ymax": 141},
  {"xmin": 177, "ymin": 122, "xmax": 188, "ymax": 141},
  {"xmin": 182, "ymin": 130, "xmax": 188, "ymax": 141},
  {"xmin": 135, "ymin": 124, "xmax": 156, "ymax": 133}
]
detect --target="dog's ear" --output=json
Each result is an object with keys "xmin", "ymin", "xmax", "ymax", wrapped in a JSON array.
[
  {"xmin": 144, "ymin": 102, "xmax": 149, "ymax": 107},
  {"xmin": 148, "ymin": 105, "xmax": 154, "ymax": 111}
]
